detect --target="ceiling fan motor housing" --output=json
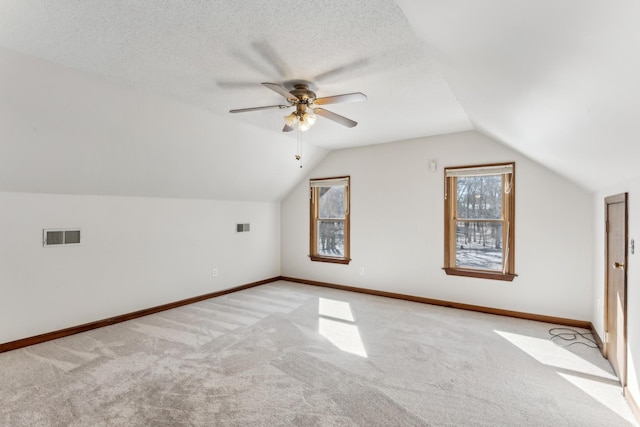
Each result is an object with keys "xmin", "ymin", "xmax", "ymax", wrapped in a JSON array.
[{"xmin": 290, "ymin": 84, "xmax": 316, "ymax": 104}]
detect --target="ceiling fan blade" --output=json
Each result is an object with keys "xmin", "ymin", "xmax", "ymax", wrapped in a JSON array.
[
  {"xmin": 282, "ymin": 123, "xmax": 296, "ymax": 132},
  {"xmin": 229, "ymin": 105, "xmax": 289, "ymax": 113},
  {"xmin": 262, "ymin": 82, "xmax": 298, "ymax": 102},
  {"xmin": 216, "ymin": 81, "xmax": 261, "ymax": 90},
  {"xmin": 314, "ymin": 92, "xmax": 367, "ymax": 105},
  {"xmin": 253, "ymin": 41, "xmax": 291, "ymax": 79},
  {"xmin": 314, "ymin": 58, "xmax": 370, "ymax": 82},
  {"xmin": 314, "ymin": 108, "xmax": 358, "ymax": 128}
]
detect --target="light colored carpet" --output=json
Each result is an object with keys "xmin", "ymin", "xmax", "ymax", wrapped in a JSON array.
[{"xmin": 0, "ymin": 281, "xmax": 636, "ymax": 426}]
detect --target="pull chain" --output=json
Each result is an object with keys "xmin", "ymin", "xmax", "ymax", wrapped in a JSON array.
[{"xmin": 295, "ymin": 126, "xmax": 303, "ymax": 168}]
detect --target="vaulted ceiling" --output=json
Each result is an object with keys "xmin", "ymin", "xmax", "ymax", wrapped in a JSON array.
[{"xmin": 0, "ymin": 1, "xmax": 638, "ymax": 201}]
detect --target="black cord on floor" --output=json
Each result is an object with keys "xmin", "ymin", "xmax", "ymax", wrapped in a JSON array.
[{"xmin": 549, "ymin": 327, "xmax": 598, "ymax": 348}]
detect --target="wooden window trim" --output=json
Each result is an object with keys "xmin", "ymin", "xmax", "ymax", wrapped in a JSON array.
[
  {"xmin": 309, "ymin": 255, "xmax": 351, "ymax": 264},
  {"xmin": 443, "ymin": 162, "xmax": 516, "ymax": 281},
  {"xmin": 442, "ymin": 267, "xmax": 517, "ymax": 281},
  {"xmin": 309, "ymin": 176, "xmax": 351, "ymax": 264}
]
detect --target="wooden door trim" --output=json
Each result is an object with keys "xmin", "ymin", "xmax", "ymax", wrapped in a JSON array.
[{"xmin": 604, "ymin": 192, "xmax": 628, "ymax": 388}]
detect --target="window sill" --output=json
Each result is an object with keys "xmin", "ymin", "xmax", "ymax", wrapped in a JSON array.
[
  {"xmin": 309, "ymin": 255, "xmax": 351, "ymax": 265},
  {"xmin": 443, "ymin": 267, "xmax": 517, "ymax": 282}
]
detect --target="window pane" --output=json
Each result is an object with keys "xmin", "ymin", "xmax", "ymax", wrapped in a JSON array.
[
  {"xmin": 319, "ymin": 186, "xmax": 345, "ymax": 218},
  {"xmin": 317, "ymin": 220, "xmax": 344, "ymax": 257},
  {"xmin": 455, "ymin": 221, "xmax": 503, "ymax": 271},
  {"xmin": 456, "ymin": 175, "xmax": 502, "ymax": 220}
]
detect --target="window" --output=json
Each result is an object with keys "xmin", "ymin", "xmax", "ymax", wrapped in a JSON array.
[
  {"xmin": 310, "ymin": 176, "xmax": 351, "ymax": 264},
  {"xmin": 444, "ymin": 163, "xmax": 515, "ymax": 281}
]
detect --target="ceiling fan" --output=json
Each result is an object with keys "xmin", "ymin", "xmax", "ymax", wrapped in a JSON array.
[{"xmin": 229, "ymin": 81, "xmax": 367, "ymax": 132}]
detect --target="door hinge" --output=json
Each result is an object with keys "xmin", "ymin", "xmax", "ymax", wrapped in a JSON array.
[{"xmin": 604, "ymin": 331, "xmax": 609, "ymax": 343}]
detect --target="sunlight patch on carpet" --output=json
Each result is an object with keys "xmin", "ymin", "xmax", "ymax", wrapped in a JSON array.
[
  {"xmin": 495, "ymin": 329, "xmax": 634, "ymax": 423},
  {"xmin": 494, "ymin": 330, "xmax": 615, "ymax": 380},
  {"xmin": 558, "ymin": 372, "xmax": 636, "ymax": 425},
  {"xmin": 318, "ymin": 298, "xmax": 367, "ymax": 357}
]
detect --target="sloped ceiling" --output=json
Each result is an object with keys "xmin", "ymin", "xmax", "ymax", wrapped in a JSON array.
[
  {"xmin": 1, "ymin": 1, "xmax": 638, "ymax": 201},
  {"xmin": 398, "ymin": 0, "xmax": 640, "ymax": 190}
]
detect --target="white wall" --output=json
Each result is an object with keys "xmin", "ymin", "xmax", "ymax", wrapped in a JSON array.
[
  {"xmin": 0, "ymin": 46, "xmax": 327, "ymax": 203},
  {"xmin": 591, "ymin": 177, "xmax": 640, "ymax": 402},
  {"xmin": 0, "ymin": 191, "xmax": 280, "ymax": 344},
  {"xmin": 281, "ymin": 131, "xmax": 593, "ymax": 320}
]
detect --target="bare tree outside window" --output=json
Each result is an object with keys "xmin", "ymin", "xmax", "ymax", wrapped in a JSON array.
[
  {"xmin": 318, "ymin": 186, "xmax": 345, "ymax": 257},
  {"xmin": 455, "ymin": 175, "xmax": 503, "ymax": 270}
]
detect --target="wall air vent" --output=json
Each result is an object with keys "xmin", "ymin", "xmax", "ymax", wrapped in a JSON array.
[
  {"xmin": 43, "ymin": 229, "xmax": 81, "ymax": 247},
  {"xmin": 236, "ymin": 223, "xmax": 250, "ymax": 233}
]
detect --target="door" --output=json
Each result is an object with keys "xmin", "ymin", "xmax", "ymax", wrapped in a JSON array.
[{"xmin": 605, "ymin": 193, "xmax": 628, "ymax": 386}]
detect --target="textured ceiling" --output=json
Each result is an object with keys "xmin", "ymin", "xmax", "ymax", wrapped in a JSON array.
[
  {"xmin": 0, "ymin": 0, "xmax": 638, "ymax": 201},
  {"xmin": 0, "ymin": 0, "xmax": 471, "ymax": 149}
]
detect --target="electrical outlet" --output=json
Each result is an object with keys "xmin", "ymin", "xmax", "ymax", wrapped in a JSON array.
[
  {"xmin": 213, "ymin": 268, "xmax": 218, "ymax": 277},
  {"xmin": 359, "ymin": 267, "xmax": 365, "ymax": 275}
]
